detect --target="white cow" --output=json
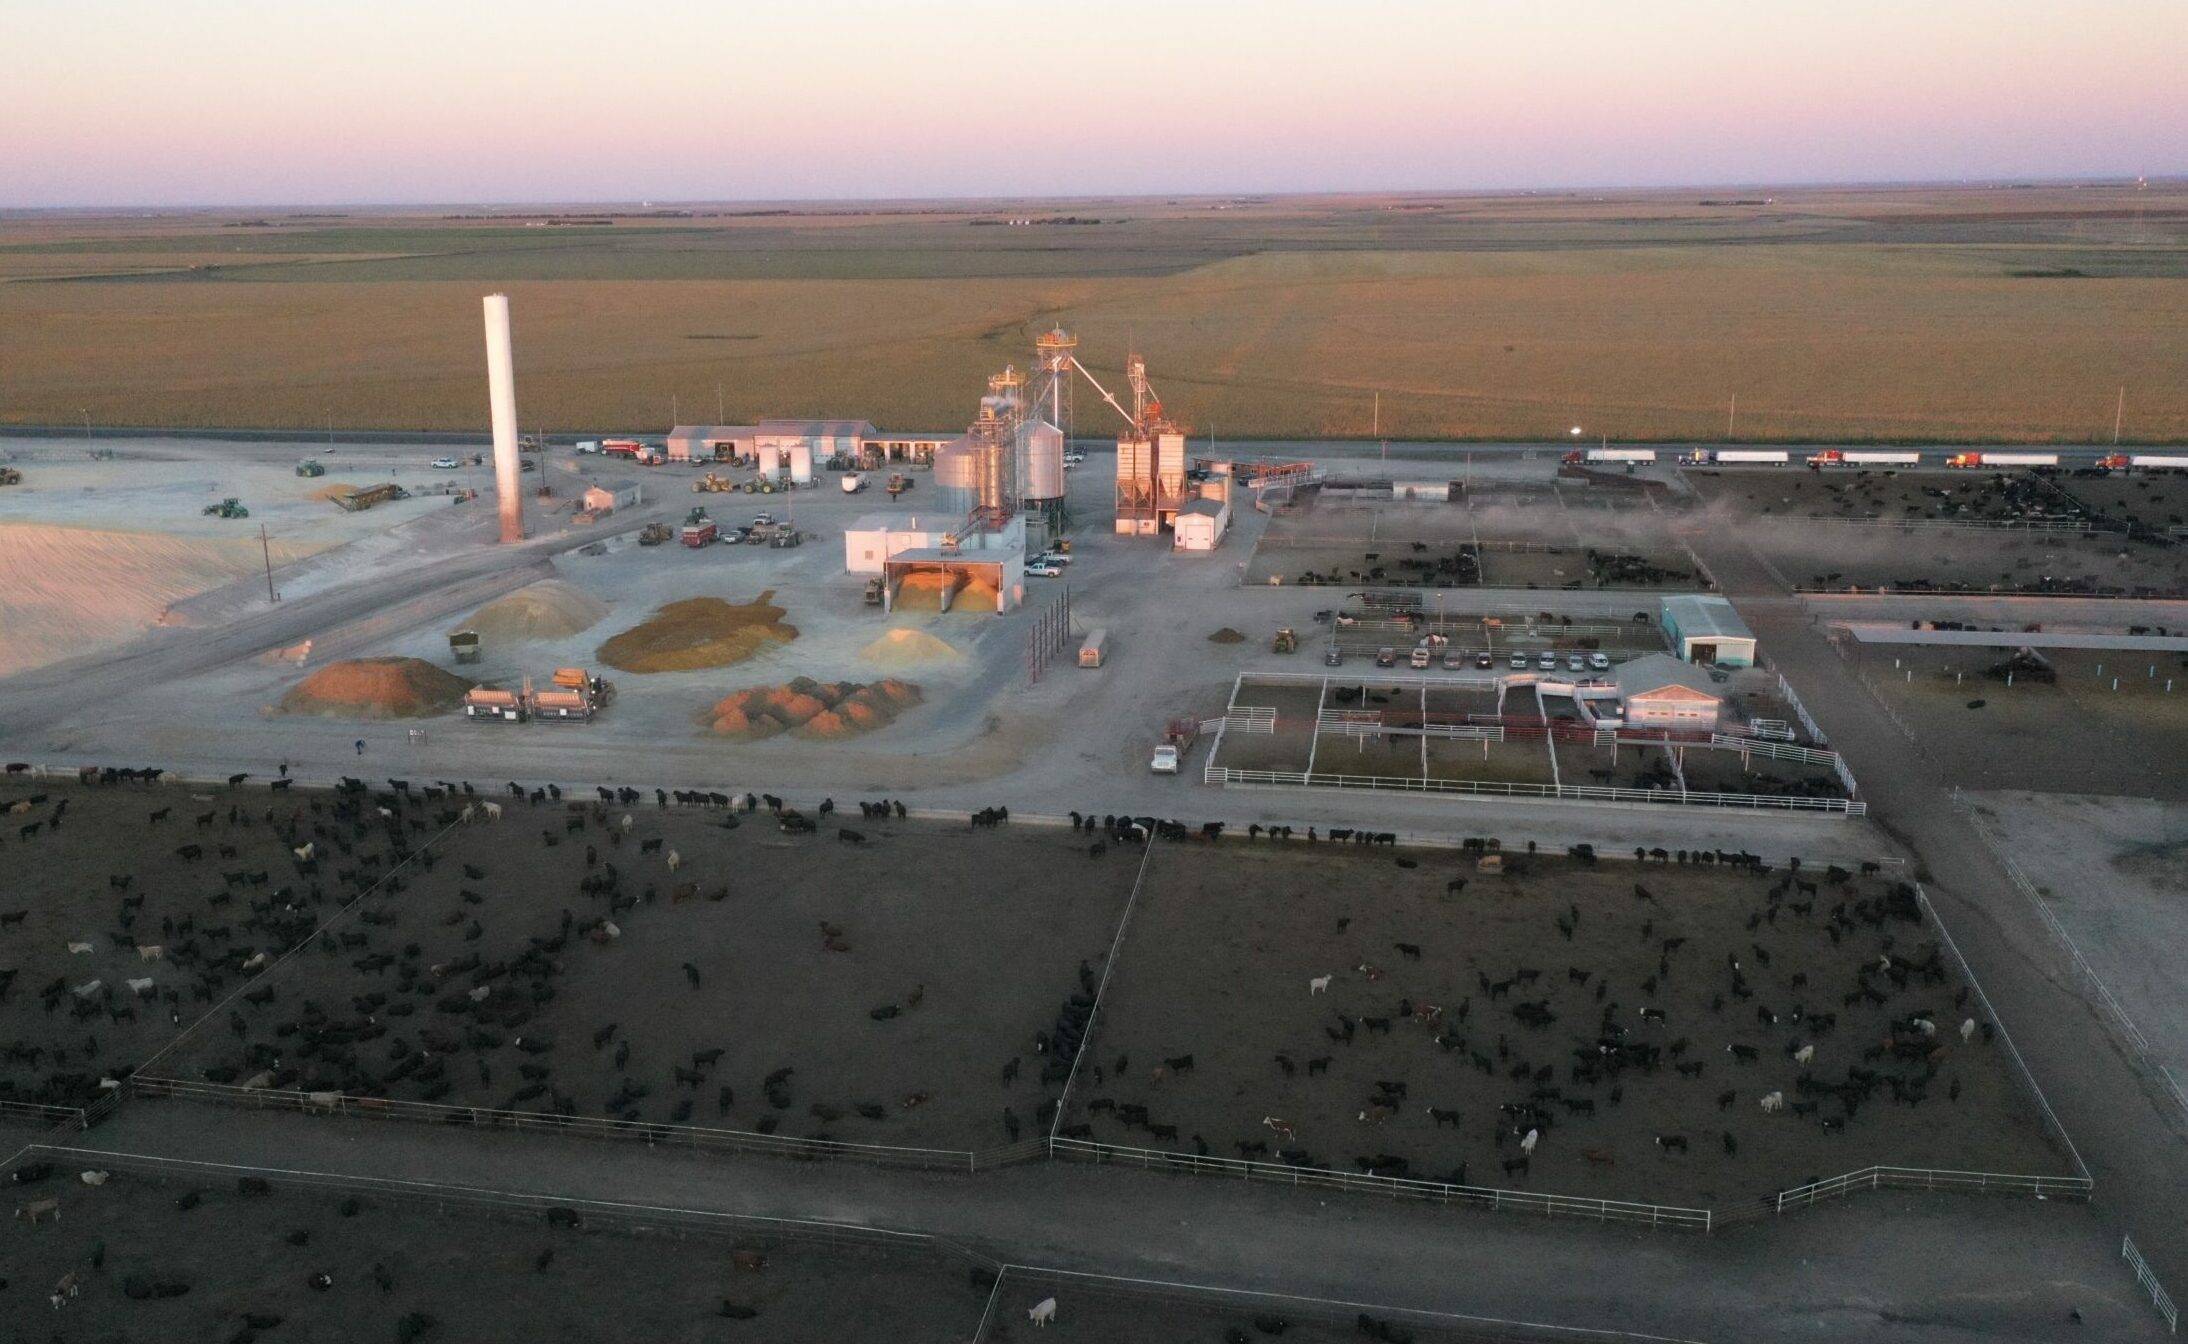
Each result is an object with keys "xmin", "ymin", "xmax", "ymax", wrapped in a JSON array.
[
  {"xmin": 1027, "ymin": 1297, "xmax": 1057, "ymax": 1327},
  {"xmin": 1308, "ymin": 974, "xmax": 1332, "ymax": 995},
  {"xmin": 136, "ymin": 945, "xmax": 163, "ymax": 962},
  {"xmin": 66, "ymin": 941, "xmax": 93, "ymax": 956},
  {"xmin": 1960, "ymin": 1017, "xmax": 1978, "ymax": 1042},
  {"xmin": 481, "ymin": 801, "xmax": 503, "ymax": 822},
  {"xmin": 1793, "ymin": 1044, "xmax": 1814, "ymax": 1066},
  {"xmin": 1759, "ymin": 1091, "xmax": 1786, "ymax": 1113},
  {"xmin": 125, "ymin": 977, "xmax": 155, "ymax": 996},
  {"xmin": 292, "ymin": 842, "xmax": 315, "ymax": 863},
  {"xmin": 665, "ymin": 849, "xmax": 681, "ymax": 873},
  {"xmin": 1520, "ymin": 1127, "xmax": 1539, "ymax": 1155}
]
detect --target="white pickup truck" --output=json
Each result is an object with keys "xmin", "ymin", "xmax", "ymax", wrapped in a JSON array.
[{"xmin": 1149, "ymin": 743, "xmax": 1180, "ymax": 774}]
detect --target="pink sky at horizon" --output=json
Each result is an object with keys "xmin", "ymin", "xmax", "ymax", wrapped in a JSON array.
[{"xmin": 1, "ymin": 0, "xmax": 2181, "ymax": 208}]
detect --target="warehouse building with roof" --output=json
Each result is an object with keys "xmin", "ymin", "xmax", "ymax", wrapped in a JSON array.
[{"xmin": 1660, "ymin": 594, "xmax": 1756, "ymax": 667}]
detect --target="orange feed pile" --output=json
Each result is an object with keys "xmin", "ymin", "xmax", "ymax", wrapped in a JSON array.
[
  {"xmin": 703, "ymin": 676, "xmax": 924, "ymax": 741},
  {"xmin": 275, "ymin": 657, "xmax": 473, "ymax": 719}
]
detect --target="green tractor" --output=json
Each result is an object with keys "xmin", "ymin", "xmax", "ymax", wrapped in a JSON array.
[
  {"xmin": 202, "ymin": 497, "xmax": 250, "ymax": 519},
  {"xmin": 295, "ymin": 459, "xmax": 326, "ymax": 478}
]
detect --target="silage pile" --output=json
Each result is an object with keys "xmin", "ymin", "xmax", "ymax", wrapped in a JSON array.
[
  {"xmin": 1208, "ymin": 627, "xmax": 1246, "ymax": 644},
  {"xmin": 462, "ymin": 579, "xmax": 608, "ymax": 642},
  {"xmin": 597, "ymin": 591, "xmax": 798, "ymax": 673},
  {"xmin": 706, "ymin": 677, "xmax": 923, "ymax": 741},
  {"xmin": 275, "ymin": 657, "xmax": 473, "ymax": 719},
  {"xmin": 310, "ymin": 482, "xmax": 365, "ymax": 502},
  {"xmin": 858, "ymin": 627, "xmax": 967, "ymax": 669}
]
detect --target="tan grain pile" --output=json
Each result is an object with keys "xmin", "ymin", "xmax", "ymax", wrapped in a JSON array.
[
  {"xmin": 858, "ymin": 627, "xmax": 966, "ymax": 668},
  {"xmin": 462, "ymin": 579, "xmax": 608, "ymax": 642},
  {"xmin": 1208, "ymin": 627, "xmax": 1246, "ymax": 644},
  {"xmin": 893, "ymin": 570, "xmax": 999, "ymax": 611},
  {"xmin": 597, "ymin": 590, "xmax": 798, "ymax": 673},
  {"xmin": 275, "ymin": 657, "xmax": 472, "ymax": 719},
  {"xmin": 309, "ymin": 481, "xmax": 364, "ymax": 501}
]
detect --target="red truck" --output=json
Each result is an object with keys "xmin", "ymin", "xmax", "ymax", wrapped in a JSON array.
[{"xmin": 602, "ymin": 439, "xmax": 664, "ymax": 465}]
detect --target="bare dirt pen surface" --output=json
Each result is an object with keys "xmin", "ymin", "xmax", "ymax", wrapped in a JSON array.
[
  {"xmin": 1687, "ymin": 470, "xmax": 2188, "ymax": 596},
  {"xmin": 0, "ymin": 1157, "xmax": 986, "ymax": 1341},
  {"xmin": 987, "ymin": 1271, "xmax": 1493, "ymax": 1344},
  {"xmin": 1064, "ymin": 843, "xmax": 2062, "ymax": 1211},
  {"xmin": 160, "ymin": 809, "xmax": 1140, "ymax": 1151},
  {"xmin": 2054, "ymin": 471, "xmax": 2188, "ymax": 534},
  {"xmin": 5, "ymin": 186, "xmax": 2183, "ymax": 442},
  {"xmin": 1245, "ymin": 497, "xmax": 1697, "ymax": 592},
  {"xmin": 273, "ymin": 657, "xmax": 474, "ymax": 719},
  {"xmin": 0, "ymin": 781, "xmax": 420, "ymax": 1110},
  {"xmin": 595, "ymin": 591, "xmax": 799, "ymax": 673},
  {"xmin": 1852, "ymin": 643, "xmax": 2188, "ymax": 799}
]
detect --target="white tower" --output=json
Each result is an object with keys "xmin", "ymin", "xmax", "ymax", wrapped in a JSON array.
[{"xmin": 482, "ymin": 293, "xmax": 525, "ymax": 544}]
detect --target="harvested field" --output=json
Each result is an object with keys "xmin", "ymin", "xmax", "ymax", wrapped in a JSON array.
[
  {"xmin": 1063, "ymin": 843, "xmax": 2067, "ymax": 1211},
  {"xmin": 0, "ymin": 780, "xmax": 422, "ymax": 1111},
  {"xmin": 1852, "ymin": 643, "xmax": 2188, "ymax": 799},
  {"xmin": 6, "ymin": 188, "xmax": 2185, "ymax": 442},
  {"xmin": 273, "ymin": 657, "xmax": 473, "ymax": 719},
  {"xmin": 0, "ymin": 1154, "xmax": 988, "ymax": 1340},
  {"xmin": 705, "ymin": 677, "xmax": 923, "ymax": 740},
  {"xmin": 857, "ymin": 627, "xmax": 966, "ymax": 669},
  {"xmin": 0, "ymin": 522, "xmax": 319, "ymax": 677},
  {"xmin": 158, "ymin": 809, "xmax": 1141, "ymax": 1152},
  {"xmin": 460, "ymin": 579, "xmax": 609, "ymax": 642},
  {"xmin": 596, "ymin": 592, "xmax": 798, "ymax": 672}
]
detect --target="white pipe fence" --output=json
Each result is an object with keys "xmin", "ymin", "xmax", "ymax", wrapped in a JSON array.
[
  {"xmin": 1049, "ymin": 1136, "xmax": 1711, "ymax": 1231},
  {"xmin": 1204, "ymin": 765, "xmax": 1866, "ymax": 816},
  {"xmin": 2125, "ymin": 1234, "xmax": 2181, "ymax": 1334},
  {"xmin": 1762, "ymin": 1164, "xmax": 2088, "ymax": 1215},
  {"xmin": 1795, "ymin": 514, "xmax": 2095, "ymax": 534}
]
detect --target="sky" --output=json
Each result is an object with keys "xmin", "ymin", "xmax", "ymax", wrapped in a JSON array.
[{"xmin": 1, "ymin": 0, "xmax": 2182, "ymax": 208}]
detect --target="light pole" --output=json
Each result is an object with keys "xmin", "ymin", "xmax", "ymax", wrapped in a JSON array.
[{"xmin": 80, "ymin": 408, "xmax": 91, "ymax": 441}]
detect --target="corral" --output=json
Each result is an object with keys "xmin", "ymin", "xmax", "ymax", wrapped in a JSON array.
[
  {"xmin": 1059, "ymin": 842, "xmax": 2068, "ymax": 1213},
  {"xmin": 1244, "ymin": 496, "xmax": 1699, "ymax": 592},
  {"xmin": 0, "ymin": 778, "xmax": 420, "ymax": 1115},
  {"xmin": 0, "ymin": 1152, "xmax": 989, "ymax": 1339},
  {"xmin": 1206, "ymin": 674, "xmax": 1853, "ymax": 811},
  {"xmin": 1843, "ymin": 642, "xmax": 2188, "ymax": 800},
  {"xmin": 153, "ymin": 799, "xmax": 1140, "ymax": 1153}
]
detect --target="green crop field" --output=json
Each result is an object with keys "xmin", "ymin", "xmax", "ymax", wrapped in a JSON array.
[{"xmin": 1, "ymin": 185, "xmax": 2182, "ymax": 441}]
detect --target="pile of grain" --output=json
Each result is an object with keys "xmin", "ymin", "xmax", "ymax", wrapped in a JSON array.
[
  {"xmin": 858, "ymin": 627, "xmax": 967, "ymax": 668},
  {"xmin": 705, "ymin": 677, "xmax": 923, "ymax": 741},
  {"xmin": 1208, "ymin": 627, "xmax": 1247, "ymax": 644},
  {"xmin": 461, "ymin": 579, "xmax": 608, "ymax": 642},
  {"xmin": 275, "ymin": 657, "xmax": 473, "ymax": 719},
  {"xmin": 892, "ymin": 570, "xmax": 999, "ymax": 612},
  {"xmin": 597, "ymin": 591, "xmax": 798, "ymax": 673},
  {"xmin": 309, "ymin": 481, "xmax": 364, "ymax": 501}
]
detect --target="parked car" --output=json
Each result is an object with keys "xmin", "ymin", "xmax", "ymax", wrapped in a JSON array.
[
  {"xmin": 1034, "ymin": 550, "xmax": 1072, "ymax": 566},
  {"xmin": 1568, "ymin": 654, "xmax": 1586, "ymax": 672},
  {"xmin": 1588, "ymin": 652, "xmax": 1612, "ymax": 671},
  {"xmin": 1475, "ymin": 652, "xmax": 1494, "ymax": 669},
  {"xmin": 1537, "ymin": 652, "xmax": 1557, "ymax": 670},
  {"xmin": 1375, "ymin": 647, "xmax": 1398, "ymax": 668},
  {"xmin": 1442, "ymin": 653, "xmax": 1465, "ymax": 670},
  {"xmin": 1150, "ymin": 743, "xmax": 1180, "ymax": 774},
  {"xmin": 1409, "ymin": 647, "xmax": 1432, "ymax": 669},
  {"xmin": 1025, "ymin": 561, "xmax": 1062, "ymax": 578},
  {"xmin": 431, "ymin": 456, "xmax": 460, "ymax": 470},
  {"xmin": 1324, "ymin": 647, "xmax": 1344, "ymax": 667},
  {"xmin": 1509, "ymin": 653, "xmax": 1529, "ymax": 670}
]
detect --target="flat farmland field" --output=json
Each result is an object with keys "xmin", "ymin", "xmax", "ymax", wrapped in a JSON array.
[
  {"xmin": 1062, "ymin": 843, "xmax": 2068, "ymax": 1212},
  {"xmin": 4, "ymin": 185, "xmax": 2183, "ymax": 442}
]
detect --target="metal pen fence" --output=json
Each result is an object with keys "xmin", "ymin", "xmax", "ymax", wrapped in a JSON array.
[
  {"xmin": 1760, "ymin": 1164, "xmax": 2089, "ymax": 1216},
  {"xmin": 1049, "ymin": 1136, "xmax": 1711, "ymax": 1231},
  {"xmin": 19, "ymin": 1143, "xmax": 1000, "ymax": 1269},
  {"xmin": 1794, "ymin": 514, "xmax": 2096, "ymax": 534},
  {"xmin": 2124, "ymin": 1234, "xmax": 2181, "ymax": 1335},
  {"xmin": 128, "ymin": 1076, "xmax": 1044, "ymax": 1174},
  {"xmin": 1204, "ymin": 765, "xmax": 1865, "ymax": 816},
  {"xmin": 1914, "ymin": 885, "xmax": 2093, "ymax": 1183}
]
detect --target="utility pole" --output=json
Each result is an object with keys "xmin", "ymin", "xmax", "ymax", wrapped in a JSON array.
[
  {"xmin": 1372, "ymin": 391, "xmax": 1379, "ymax": 438},
  {"xmin": 1727, "ymin": 395, "xmax": 1737, "ymax": 440},
  {"xmin": 717, "ymin": 382, "xmax": 725, "ymax": 424},
  {"xmin": 260, "ymin": 524, "xmax": 277, "ymax": 603},
  {"xmin": 2113, "ymin": 387, "xmax": 2125, "ymax": 445}
]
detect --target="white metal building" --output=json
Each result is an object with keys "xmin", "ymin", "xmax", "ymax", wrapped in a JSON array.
[
  {"xmin": 843, "ymin": 513, "xmax": 1027, "ymax": 613},
  {"xmin": 1172, "ymin": 497, "xmax": 1231, "ymax": 551},
  {"xmin": 1660, "ymin": 595, "xmax": 1757, "ymax": 667}
]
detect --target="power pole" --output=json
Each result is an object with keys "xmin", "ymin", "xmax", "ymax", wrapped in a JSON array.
[
  {"xmin": 260, "ymin": 524, "xmax": 277, "ymax": 603},
  {"xmin": 1727, "ymin": 394, "xmax": 1737, "ymax": 440},
  {"xmin": 2113, "ymin": 387, "xmax": 2125, "ymax": 445},
  {"xmin": 1371, "ymin": 391, "xmax": 1379, "ymax": 438}
]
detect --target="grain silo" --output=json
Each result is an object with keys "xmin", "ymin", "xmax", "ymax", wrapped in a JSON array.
[
  {"xmin": 1020, "ymin": 417, "xmax": 1066, "ymax": 514},
  {"xmin": 932, "ymin": 436, "xmax": 979, "ymax": 519}
]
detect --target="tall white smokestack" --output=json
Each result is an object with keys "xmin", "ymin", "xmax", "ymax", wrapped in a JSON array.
[{"xmin": 483, "ymin": 293, "xmax": 525, "ymax": 543}]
